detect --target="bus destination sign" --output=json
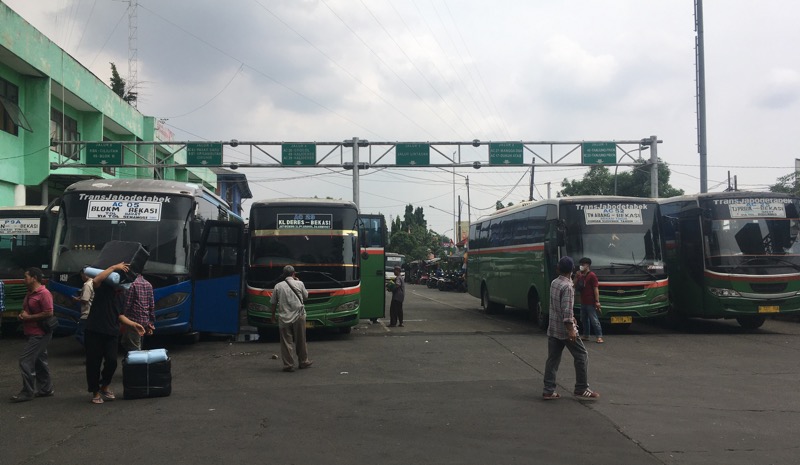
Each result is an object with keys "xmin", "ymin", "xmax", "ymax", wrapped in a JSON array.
[
  {"xmin": 277, "ymin": 214, "xmax": 333, "ymax": 229},
  {"xmin": 0, "ymin": 218, "xmax": 40, "ymax": 235},
  {"xmin": 721, "ymin": 199, "xmax": 788, "ymax": 219},
  {"xmin": 86, "ymin": 200, "xmax": 163, "ymax": 221},
  {"xmin": 582, "ymin": 204, "xmax": 644, "ymax": 225}
]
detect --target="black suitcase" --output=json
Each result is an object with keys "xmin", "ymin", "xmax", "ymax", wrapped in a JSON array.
[
  {"xmin": 122, "ymin": 355, "xmax": 172, "ymax": 400},
  {"xmin": 91, "ymin": 240, "xmax": 149, "ymax": 283}
]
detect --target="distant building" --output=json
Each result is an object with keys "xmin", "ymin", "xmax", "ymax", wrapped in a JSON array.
[
  {"xmin": 0, "ymin": 3, "xmax": 216, "ymax": 207},
  {"xmin": 211, "ymin": 168, "xmax": 252, "ymax": 217}
]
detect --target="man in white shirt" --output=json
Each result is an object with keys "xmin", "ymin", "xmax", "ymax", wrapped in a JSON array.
[{"xmin": 270, "ymin": 266, "xmax": 313, "ymax": 372}]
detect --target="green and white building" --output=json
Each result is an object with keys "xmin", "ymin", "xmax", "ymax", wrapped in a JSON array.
[{"xmin": 0, "ymin": 3, "xmax": 216, "ymax": 207}]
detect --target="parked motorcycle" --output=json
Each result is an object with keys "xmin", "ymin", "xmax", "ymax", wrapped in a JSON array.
[
  {"xmin": 419, "ymin": 271, "xmax": 429, "ymax": 286},
  {"xmin": 437, "ymin": 271, "xmax": 457, "ymax": 291}
]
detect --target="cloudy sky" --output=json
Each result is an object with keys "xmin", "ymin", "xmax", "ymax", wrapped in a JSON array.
[{"xmin": 5, "ymin": 0, "xmax": 800, "ymax": 237}]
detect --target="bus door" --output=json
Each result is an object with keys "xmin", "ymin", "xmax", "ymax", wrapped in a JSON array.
[
  {"xmin": 193, "ymin": 221, "xmax": 245, "ymax": 334},
  {"xmin": 359, "ymin": 214, "xmax": 385, "ymax": 321}
]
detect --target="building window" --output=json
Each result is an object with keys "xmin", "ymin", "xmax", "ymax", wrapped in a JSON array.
[
  {"xmin": 50, "ymin": 108, "xmax": 80, "ymax": 159},
  {"xmin": 0, "ymin": 78, "xmax": 33, "ymax": 136}
]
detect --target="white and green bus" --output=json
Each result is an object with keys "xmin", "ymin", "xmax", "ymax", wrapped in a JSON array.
[
  {"xmin": 468, "ymin": 196, "xmax": 669, "ymax": 329},
  {"xmin": 659, "ymin": 192, "xmax": 800, "ymax": 328}
]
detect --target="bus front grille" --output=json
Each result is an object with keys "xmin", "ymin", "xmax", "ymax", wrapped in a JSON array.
[
  {"xmin": 600, "ymin": 286, "xmax": 646, "ymax": 298},
  {"xmin": 749, "ymin": 283, "xmax": 787, "ymax": 294}
]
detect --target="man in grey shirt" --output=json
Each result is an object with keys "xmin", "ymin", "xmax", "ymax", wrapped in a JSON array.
[
  {"xmin": 388, "ymin": 266, "xmax": 405, "ymax": 327},
  {"xmin": 270, "ymin": 266, "xmax": 313, "ymax": 372}
]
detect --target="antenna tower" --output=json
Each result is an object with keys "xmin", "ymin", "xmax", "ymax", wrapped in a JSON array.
[{"xmin": 127, "ymin": 0, "xmax": 138, "ymax": 108}]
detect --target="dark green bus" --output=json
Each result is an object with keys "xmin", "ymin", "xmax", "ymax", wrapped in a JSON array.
[{"xmin": 660, "ymin": 192, "xmax": 800, "ymax": 328}]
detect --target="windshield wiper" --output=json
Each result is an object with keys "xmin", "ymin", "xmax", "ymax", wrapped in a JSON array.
[
  {"xmin": 609, "ymin": 262, "xmax": 657, "ymax": 279},
  {"xmin": 726, "ymin": 256, "xmax": 800, "ymax": 274},
  {"xmin": 296, "ymin": 270, "xmax": 345, "ymax": 287}
]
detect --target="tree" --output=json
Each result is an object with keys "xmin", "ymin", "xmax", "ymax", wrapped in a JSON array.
[
  {"xmin": 109, "ymin": 62, "xmax": 137, "ymax": 104},
  {"xmin": 770, "ymin": 172, "xmax": 800, "ymax": 195},
  {"xmin": 560, "ymin": 159, "xmax": 684, "ymax": 198}
]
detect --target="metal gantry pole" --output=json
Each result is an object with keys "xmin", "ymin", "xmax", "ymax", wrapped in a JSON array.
[
  {"xmin": 352, "ymin": 137, "xmax": 360, "ymax": 209},
  {"xmin": 650, "ymin": 135, "xmax": 659, "ymax": 198}
]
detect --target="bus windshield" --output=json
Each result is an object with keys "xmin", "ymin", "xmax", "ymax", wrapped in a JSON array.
[
  {"xmin": 562, "ymin": 202, "xmax": 664, "ymax": 276},
  {"xmin": 51, "ymin": 194, "xmax": 195, "ymax": 274},
  {"xmin": 0, "ymin": 230, "xmax": 50, "ymax": 278},
  {"xmin": 704, "ymin": 198, "xmax": 800, "ymax": 273},
  {"xmin": 248, "ymin": 205, "xmax": 360, "ymax": 289}
]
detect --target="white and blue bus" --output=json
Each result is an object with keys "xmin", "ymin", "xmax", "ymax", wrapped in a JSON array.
[{"xmin": 47, "ymin": 179, "xmax": 245, "ymax": 339}]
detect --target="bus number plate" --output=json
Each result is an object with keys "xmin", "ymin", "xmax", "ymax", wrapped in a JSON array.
[
  {"xmin": 610, "ymin": 316, "xmax": 632, "ymax": 324},
  {"xmin": 758, "ymin": 306, "xmax": 780, "ymax": 313}
]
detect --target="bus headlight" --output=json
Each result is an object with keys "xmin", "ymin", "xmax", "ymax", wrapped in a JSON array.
[
  {"xmin": 708, "ymin": 287, "xmax": 741, "ymax": 298},
  {"xmin": 650, "ymin": 294, "xmax": 668, "ymax": 304},
  {"xmin": 154, "ymin": 292, "xmax": 189, "ymax": 310},
  {"xmin": 336, "ymin": 300, "xmax": 359, "ymax": 312}
]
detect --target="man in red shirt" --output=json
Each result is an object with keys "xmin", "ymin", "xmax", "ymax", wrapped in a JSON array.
[
  {"xmin": 10, "ymin": 268, "xmax": 55, "ymax": 402},
  {"xmin": 575, "ymin": 257, "xmax": 603, "ymax": 343}
]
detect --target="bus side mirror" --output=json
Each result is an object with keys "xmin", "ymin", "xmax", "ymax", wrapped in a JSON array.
[
  {"xmin": 190, "ymin": 220, "xmax": 203, "ymax": 244},
  {"xmin": 39, "ymin": 215, "xmax": 50, "ymax": 238},
  {"xmin": 557, "ymin": 229, "xmax": 565, "ymax": 247},
  {"xmin": 361, "ymin": 251, "xmax": 369, "ymax": 260}
]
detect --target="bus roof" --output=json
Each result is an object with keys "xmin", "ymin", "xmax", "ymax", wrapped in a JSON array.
[
  {"xmin": 473, "ymin": 195, "xmax": 659, "ymax": 224},
  {"xmin": 659, "ymin": 191, "xmax": 799, "ymax": 205},
  {"xmin": 0, "ymin": 205, "xmax": 48, "ymax": 213},
  {"xmin": 251, "ymin": 198, "xmax": 358, "ymax": 210},
  {"xmin": 63, "ymin": 179, "xmax": 231, "ymax": 208}
]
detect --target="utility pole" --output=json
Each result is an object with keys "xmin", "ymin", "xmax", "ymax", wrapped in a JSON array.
[
  {"xmin": 466, "ymin": 175, "xmax": 471, "ymax": 228},
  {"xmin": 529, "ymin": 159, "xmax": 535, "ymax": 201},
  {"xmin": 457, "ymin": 195, "xmax": 462, "ymax": 242},
  {"xmin": 695, "ymin": 0, "xmax": 708, "ymax": 192}
]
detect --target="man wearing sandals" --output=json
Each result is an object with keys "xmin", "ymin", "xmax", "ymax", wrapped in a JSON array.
[
  {"xmin": 542, "ymin": 256, "xmax": 600, "ymax": 401},
  {"xmin": 270, "ymin": 266, "xmax": 313, "ymax": 372},
  {"xmin": 84, "ymin": 262, "xmax": 145, "ymax": 404}
]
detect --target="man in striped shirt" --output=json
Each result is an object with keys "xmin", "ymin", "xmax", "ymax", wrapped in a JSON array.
[
  {"xmin": 121, "ymin": 274, "xmax": 155, "ymax": 351},
  {"xmin": 542, "ymin": 256, "xmax": 599, "ymax": 400}
]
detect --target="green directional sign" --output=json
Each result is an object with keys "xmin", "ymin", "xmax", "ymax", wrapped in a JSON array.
[
  {"xmin": 489, "ymin": 142, "xmax": 523, "ymax": 165},
  {"xmin": 396, "ymin": 143, "xmax": 430, "ymax": 166},
  {"xmin": 187, "ymin": 143, "xmax": 223, "ymax": 166},
  {"xmin": 282, "ymin": 143, "xmax": 316, "ymax": 166},
  {"xmin": 581, "ymin": 142, "xmax": 616, "ymax": 165},
  {"xmin": 86, "ymin": 142, "xmax": 123, "ymax": 166}
]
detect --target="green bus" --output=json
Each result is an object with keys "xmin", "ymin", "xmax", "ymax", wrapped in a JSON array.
[
  {"xmin": 468, "ymin": 196, "xmax": 669, "ymax": 329},
  {"xmin": 659, "ymin": 192, "xmax": 800, "ymax": 328},
  {"xmin": 358, "ymin": 214, "xmax": 386, "ymax": 322},
  {"xmin": 0, "ymin": 206, "xmax": 56, "ymax": 335},
  {"xmin": 246, "ymin": 199, "xmax": 361, "ymax": 336}
]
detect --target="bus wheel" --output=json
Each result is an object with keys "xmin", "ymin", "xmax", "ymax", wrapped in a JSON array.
[
  {"xmin": 529, "ymin": 296, "xmax": 547, "ymax": 331},
  {"xmin": 736, "ymin": 315, "xmax": 766, "ymax": 330},
  {"xmin": 482, "ymin": 287, "xmax": 504, "ymax": 314},
  {"xmin": 339, "ymin": 326, "xmax": 353, "ymax": 334}
]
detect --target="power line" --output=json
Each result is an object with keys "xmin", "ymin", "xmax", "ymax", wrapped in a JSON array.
[{"xmin": 319, "ymin": 0, "xmax": 463, "ymax": 138}]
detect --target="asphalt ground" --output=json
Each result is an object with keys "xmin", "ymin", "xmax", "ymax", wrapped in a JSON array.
[{"xmin": 1, "ymin": 285, "xmax": 800, "ymax": 465}]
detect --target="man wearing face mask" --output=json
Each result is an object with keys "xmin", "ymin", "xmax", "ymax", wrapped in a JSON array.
[{"xmin": 575, "ymin": 257, "xmax": 603, "ymax": 343}]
